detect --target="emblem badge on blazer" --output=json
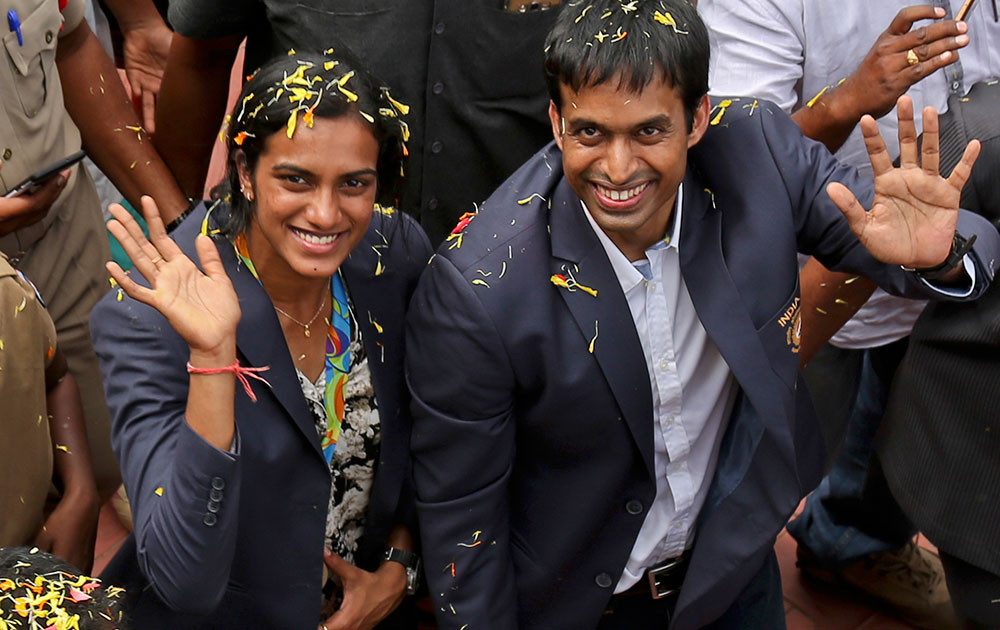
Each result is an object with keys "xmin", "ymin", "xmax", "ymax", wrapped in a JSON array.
[{"xmin": 777, "ymin": 296, "xmax": 802, "ymax": 354}]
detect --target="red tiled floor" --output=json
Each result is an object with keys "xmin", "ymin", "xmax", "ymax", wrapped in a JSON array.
[{"xmin": 92, "ymin": 500, "xmax": 129, "ymax": 576}]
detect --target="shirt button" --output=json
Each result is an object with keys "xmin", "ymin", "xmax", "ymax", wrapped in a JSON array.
[
  {"xmin": 648, "ymin": 282, "xmax": 657, "ymax": 290},
  {"xmin": 45, "ymin": 31, "xmax": 53, "ymax": 43},
  {"xmin": 595, "ymin": 573, "xmax": 613, "ymax": 588},
  {"xmin": 431, "ymin": 140, "xmax": 443, "ymax": 154},
  {"xmin": 432, "ymin": 81, "xmax": 445, "ymax": 95},
  {"xmin": 434, "ymin": 22, "xmax": 445, "ymax": 34},
  {"xmin": 211, "ymin": 477, "xmax": 225, "ymax": 490},
  {"xmin": 659, "ymin": 360, "xmax": 669, "ymax": 372},
  {"xmin": 2, "ymin": 148, "xmax": 11, "ymax": 160},
  {"xmin": 427, "ymin": 197, "xmax": 439, "ymax": 210},
  {"xmin": 666, "ymin": 415, "xmax": 675, "ymax": 425},
  {"xmin": 203, "ymin": 513, "xmax": 218, "ymax": 527},
  {"xmin": 625, "ymin": 500, "xmax": 643, "ymax": 515}
]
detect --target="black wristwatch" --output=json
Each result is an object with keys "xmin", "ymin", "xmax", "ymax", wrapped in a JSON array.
[
  {"xmin": 383, "ymin": 547, "xmax": 421, "ymax": 595},
  {"xmin": 907, "ymin": 232, "xmax": 977, "ymax": 282}
]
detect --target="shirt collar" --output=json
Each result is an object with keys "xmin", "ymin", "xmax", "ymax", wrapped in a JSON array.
[{"xmin": 581, "ymin": 183, "xmax": 684, "ymax": 294}]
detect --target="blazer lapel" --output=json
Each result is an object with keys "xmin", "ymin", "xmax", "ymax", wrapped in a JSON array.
[
  {"xmin": 222, "ymin": 240, "xmax": 325, "ymax": 462},
  {"xmin": 549, "ymin": 179, "xmax": 656, "ymax": 479},
  {"xmin": 678, "ymin": 177, "xmax": 787, "ymax": 435}
]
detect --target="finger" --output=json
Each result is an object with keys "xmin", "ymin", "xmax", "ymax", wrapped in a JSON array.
[
  {"xmin": 827, "ymin": 182, "xmax": 868, "ymax": 237},
  {"xmin": 323, "ymin": 549, "xmax": 357, "ymax": 580},
  {"xmin": 106, "ymin": 208, "xmax": 159, "ymax": 280},
  {"xmin": 141, "ymin": 196, "xmax": 184, "ymax": 261},
  {"xmin": 106, "ymin": 261, "xmax": 156, "ymax": 305},
  {"xmin": 195, "ymin": 233, "xmax": 228, "ymax": 280},
  {"xmin": 886, "ymin": 5, "xmax": 945, "ymax": 36},
  {"xmin": 902, "ymin": 18, "xmax": 968, "ymax": 53},
  {"xmin": 945, "ymin": 138, "xmax": 981, "ymax": 192},
  {"xmin": 895, "ymin": 96, "xmax": 919, "ymax": 167},
  {"xmin": 109, "ymin": 202, "xmax": 162, "ymax": 267},
  {"xmin": 143, "ymin": 90, "xmax": 157, "ymax": 134},
  {"xmin": 920, "ymin": 106, "xmax": 941, "ymax": 175},
  {"xmin": 860, "ymin": 115, "xmax": 895, "ymax": 177}
]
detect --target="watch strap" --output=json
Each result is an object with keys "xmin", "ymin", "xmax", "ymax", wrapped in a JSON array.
[
  {"xmin": 910, "ymin": 232, "xmax": 976, "ymax": 281},
  {"xmin": 383, "ymin": 547, "xmax": 420, "ymax": 569}
]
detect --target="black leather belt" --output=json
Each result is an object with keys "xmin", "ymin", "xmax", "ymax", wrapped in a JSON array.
[{"xmin": 619, "ymin": 550, "xmax": 691, "ymax": 600}]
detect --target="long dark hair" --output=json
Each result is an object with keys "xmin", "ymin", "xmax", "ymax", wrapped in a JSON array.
[{"xmin": 216, "ymin": 50, "xmax": 409, "ymax": 236}]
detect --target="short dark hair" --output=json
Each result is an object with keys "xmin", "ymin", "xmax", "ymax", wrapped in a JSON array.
[
  {"xmin": 0, "ymin": 546, "xmax": 128, "ymax": 629},
  {"xmin": 217, "ymin": 50, "xmax": 409, "ymax": 236},
  {"xmin": 544, "ymin": 0, "xmax": 709, "ymax": 128}
]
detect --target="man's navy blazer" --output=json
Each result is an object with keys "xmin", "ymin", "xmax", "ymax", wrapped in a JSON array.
[
  {"xmin": 91, "ymin": 205, "xmax": 431, "ymax": 628},
  {"xmin": 406, "ymin": 99, "xmax": 1000, "ymax": 630}
]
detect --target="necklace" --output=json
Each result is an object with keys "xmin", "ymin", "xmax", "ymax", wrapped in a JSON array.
[{"xmin": 274, "ymin": 293, "xmax": 328, "ymax": 338}]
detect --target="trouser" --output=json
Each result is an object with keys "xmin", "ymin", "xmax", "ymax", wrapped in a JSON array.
[
  {"xmin": 940, "ymin": 552, "xmax": 1000, "ymax": 629},
  {"xmin": 596, "ymin": 550, "xmax": 785, "ymax": 629},
  {"xmin": 787, "ymin": 339, "xmax": 914, "ymax": 564}
]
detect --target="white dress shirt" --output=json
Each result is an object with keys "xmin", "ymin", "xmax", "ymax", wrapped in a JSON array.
[
  {"xmin": 581, "ymin": 188, "xmax": 739, "ymax": 592},
  {"xmin": 701, "ymin": 0, "xmax": 999, "ymax": 348}
]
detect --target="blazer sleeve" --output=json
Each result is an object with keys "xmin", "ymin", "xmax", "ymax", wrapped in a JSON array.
[
  {"xmin": 756, "ymin": 104, "xmax": 1000, "ymax": 297},
  {"xmin": 406, "ymin": 254, "xmax": 519, "ymax": 630},
  {"xmin": 90, "ymin": 291, "xmax": 242, "ymax": 615}
]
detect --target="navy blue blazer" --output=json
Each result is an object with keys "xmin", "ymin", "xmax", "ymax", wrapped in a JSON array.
[
  {"xmin": 91, "ymin": 205, "xmax": 431, "ymax": 629},
  {"xmin": 406, "ymin": 99, "xmax": 1000, "ymax": 630}
]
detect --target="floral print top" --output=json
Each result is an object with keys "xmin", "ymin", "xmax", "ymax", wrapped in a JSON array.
[{"xmin": 297, "ymin": 325, "xmax": 382, "ymax": 566}]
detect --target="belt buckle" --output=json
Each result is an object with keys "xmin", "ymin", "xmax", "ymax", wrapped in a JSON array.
[{"xmin": 646, "ymin": 557, "xmax": 682, "ymax": 600}]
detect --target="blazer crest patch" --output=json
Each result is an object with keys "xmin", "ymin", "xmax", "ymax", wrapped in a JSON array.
[{"xmin": 777, "ymin": 296, "xmax": 801, "ymax": 354}]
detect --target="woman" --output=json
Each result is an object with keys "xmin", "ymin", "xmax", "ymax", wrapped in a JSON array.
[{"xmin": 90, "ymin": 52, "xmax": 430, "ymax": 629}]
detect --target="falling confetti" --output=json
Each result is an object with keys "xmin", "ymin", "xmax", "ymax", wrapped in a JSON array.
[{"xmin": 589, "ymin": 320, "xmax": 599, "ymax": 353}]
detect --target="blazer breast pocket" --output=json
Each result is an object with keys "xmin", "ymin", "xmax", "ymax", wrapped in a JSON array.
[{"xmin": 756, "ymin": 284, "xmax": 802, "ymax": 390}]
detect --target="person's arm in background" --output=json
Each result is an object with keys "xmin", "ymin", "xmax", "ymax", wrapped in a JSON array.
[
  {"xmin": 153, "ymin": 34, "xmax": 242, "ymax": 199},
  {"xmin": 101, "ymin": 0, "xmax": 173, "ymax": 134},
  {"xmin": 55, "ymin": 19, "xmax": 188, "ymax": 224},
  {"xmin": 701, "ymin": 1, "xmax": 968, "ymax": 365},
  {"xmin": 792, "ymin": 6, "xmax": 967, "ymax": 154},
  {"xmin": 34, "ymin": 348, "xmax": 100, "ymax": 573}
]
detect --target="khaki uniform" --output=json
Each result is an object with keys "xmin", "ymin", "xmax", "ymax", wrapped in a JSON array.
[
  {"xmin": 0, "ymin": 252, "xmax": 56, "ymax": 546},
  {"xmin": 0, "ymin": 0, "xmax": 117, "ymax": 496}
]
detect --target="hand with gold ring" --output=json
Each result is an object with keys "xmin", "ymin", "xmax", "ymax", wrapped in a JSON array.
[{"xmin": 820, "ymin": 5, "xmax": 969, "ymax": 122}]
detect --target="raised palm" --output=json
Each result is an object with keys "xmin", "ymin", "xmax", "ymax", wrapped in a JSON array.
[
  {"xmin": 827, "ymin": 95, "xmax": 980, "ymax": 269},
  {"xmin": 106, "ymin": 197, "xmax": 241, "ymax": 353}
]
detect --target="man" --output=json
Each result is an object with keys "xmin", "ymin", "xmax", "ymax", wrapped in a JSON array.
[
  {"xmin": 700, "ymin": 2, "xmax": 1000, "ymax": 625},
  {"xmin": 405, "ymin": 1, "xmax": 1000, "ymax": 628},
  {"xmin": 156, "ymin": 0, "xmax": 562, "ymax": 245},
  {"xmin": 0, "ymin": 0, "xmax": 189, "ymax": 501}
]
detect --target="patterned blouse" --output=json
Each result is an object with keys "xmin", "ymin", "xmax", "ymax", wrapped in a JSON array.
[{"xmin": 296, "ymin": 305, "xmax": 381, "ymax": 592}]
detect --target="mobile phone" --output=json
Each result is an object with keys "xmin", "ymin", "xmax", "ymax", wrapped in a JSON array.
[{"xmin": 3, "ymin": 150, "xmax": 86, "ymax": 198}]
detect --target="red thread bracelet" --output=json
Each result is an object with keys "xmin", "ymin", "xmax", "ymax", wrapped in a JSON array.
[{"xmin": 186, "ymin": 361, "xmax": 272, "ymax": 403}]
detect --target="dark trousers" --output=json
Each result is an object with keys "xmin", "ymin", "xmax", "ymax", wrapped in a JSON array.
[
  {"xmin": 940, "ymin": 552, "xmax": 1000, "ymax": 629},
  {"xmin": 597, "ymin": 550, "xmax": 785, "ymax": 629}
]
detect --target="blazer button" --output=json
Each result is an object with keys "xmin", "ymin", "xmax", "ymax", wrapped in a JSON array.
[
  {"xmin": 626, "ymin": 499, "xmax": 643, "ymax": 515},
  {"xmin": 595, "ymin": 573, "xmax": 613, "ymax": 589},
  {"xmin": 207, "ymin": 501, "xmax": 220, "ymax": 514},
  {"xmin": 203, "ymin": 513, "xmax": 218, "ymax": 527},
  {"xmin": 211, "ymin": 477, "xmax": 225, "ymax": 491},
  {"xmin": 210, "ymin": 488, "xmax": 223, "ymax": 502}
]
